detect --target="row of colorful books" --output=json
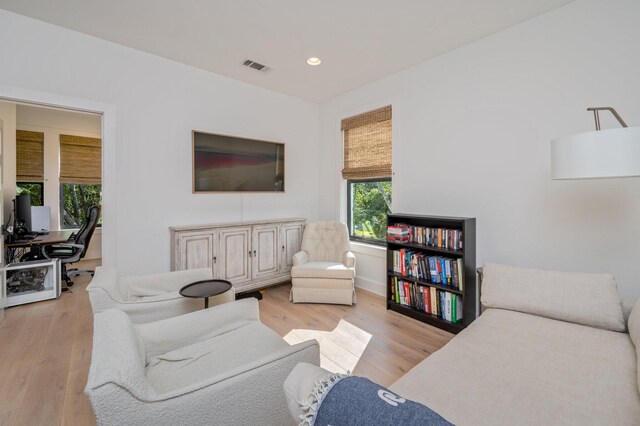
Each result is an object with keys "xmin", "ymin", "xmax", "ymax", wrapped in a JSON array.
[
  {"xmin": 390, "ymin": 277, "xmax": 463, "ymax": 323},
  {"xmin": 391, "ymin": 249, "xmax": 464, "ymax": 290},
  {"xmin": 387, "ymin": 224, "xmax": 463, "ymax": 251}
]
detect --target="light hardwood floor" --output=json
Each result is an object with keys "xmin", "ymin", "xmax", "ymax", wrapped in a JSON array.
[
  {"xmin": 0, "ymin": 259, "xmax": 100, "ymax": 426},
  {"xmin": 0, "ymin": 264, "xmax": 454, "ymax": 425},
  {"xmin": 260, "ymin": 285, "xmax": 454, "ymax": 387}
]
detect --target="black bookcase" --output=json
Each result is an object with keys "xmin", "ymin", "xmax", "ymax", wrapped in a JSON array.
[{"xmin": 386, "ymin": 213, "xmax": 476, "ymax": 334}]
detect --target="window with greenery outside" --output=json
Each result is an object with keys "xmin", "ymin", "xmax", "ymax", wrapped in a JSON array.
[
  {"xmin": 342, "ymin": 105, "xmax": 392, "ymax": 245},
  {"xmin": 348, "ymin": 179, "xmax": 391, "ymax": 244},
  {"xmin": 16, "ymin": 182, "xmax": 44, "ymax": 206},
  {"xmin": 60, "ymin": 183, "xmax": 102, "ymax": 229}
]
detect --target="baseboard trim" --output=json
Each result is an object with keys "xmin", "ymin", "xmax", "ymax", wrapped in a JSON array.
[{"xmin": 355, "ymin": 276, "xmax": 385, "ymax": 297}]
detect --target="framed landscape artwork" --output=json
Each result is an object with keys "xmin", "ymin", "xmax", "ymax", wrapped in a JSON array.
[{"xmin": 192, "ymin": 131, "xmax": 285, "ymax": 193}]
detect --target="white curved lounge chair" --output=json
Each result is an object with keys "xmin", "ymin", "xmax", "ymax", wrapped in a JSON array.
[{"xmin": 86, "ymin": 266, "xmax": 234, "ymax": 323}]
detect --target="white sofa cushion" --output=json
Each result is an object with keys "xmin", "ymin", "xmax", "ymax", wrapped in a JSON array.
[
  {"xmin": 390, "ymin": 308, "xmax": 640, "ymax": 425},
  {"xmin": 481, "ymin": 263, "xmax": 625, "ymax": 331},
  {"xmin": 628, "ymin": 298, "xmax": 640, "ymax": 395},
  {"xmin": 146, "ymin": 322, "xmax": 288, "ymax": 393},
  {"xmin": 291, "ymin": 262, "xmax": 355, "ymax": 279}
]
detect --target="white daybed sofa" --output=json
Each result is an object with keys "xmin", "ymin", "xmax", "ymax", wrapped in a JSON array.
[{"xmin": 285, "ymin": 263, "xmax": 640, "ymax": 425}]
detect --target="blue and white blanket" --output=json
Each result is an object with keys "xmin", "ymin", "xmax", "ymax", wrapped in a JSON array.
[{"xmin": 302, "ymin": 374, "xmax": 453, "ymax": 426}]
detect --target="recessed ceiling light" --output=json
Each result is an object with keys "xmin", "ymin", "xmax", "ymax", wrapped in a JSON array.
[{"xmin": 307, "ymin": 57, "xmax": 322, "ymax": 66}]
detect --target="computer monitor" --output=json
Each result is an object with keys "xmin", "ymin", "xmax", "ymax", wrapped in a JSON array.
[
  {"xmin": 15, "ymin": 194, "xmax": 32, "ymax": 234},
  {"xmin": 31, "ymin": 206, "xmax": 51, "ymax": 233}
]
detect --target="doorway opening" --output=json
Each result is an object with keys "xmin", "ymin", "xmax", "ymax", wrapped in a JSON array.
[{"xmin": 0, "ymin": 97, "xmax": 106, "ymax": 283}]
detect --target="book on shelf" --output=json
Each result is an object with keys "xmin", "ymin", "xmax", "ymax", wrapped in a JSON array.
[
  {"xmin": 458, "ymin": 258, "xmax": 464, "ymax": 291},
  {"xmin": 387, "ymin": 236, "xmax": 410, "ymax": 243},
  {"xmin": 444, "ymin": 292, "xmax": 450, "ymax": 321},
  {"xmin": 430, "ymin": 286, "xmax": 437, "ymax": 315},
  {"xmin": 387, "ymin": 225, "xmax": 410, "ymax": 243},
  {"xmin": 451, "ymin": 293, "xmax": 456, "ymax": 322},
  {"xmin": 391, "ymin": 249, "xmax": 464, "ymax": 290},
  {"xmin": 387, "ymin": 224, "xmax": 463, "ymax": 251},
  {"xmin": 390, "ymin": 277, "xmax": 463, "ymax": 324}
]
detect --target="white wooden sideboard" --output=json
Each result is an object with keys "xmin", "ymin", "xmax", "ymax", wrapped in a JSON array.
[{"xmin": 170, "ymin": 218, "xmax": 305, "ymax": 293}]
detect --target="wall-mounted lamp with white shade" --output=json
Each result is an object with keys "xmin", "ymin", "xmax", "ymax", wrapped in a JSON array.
[{"xmin": 551, "ymin": 107, "xmax": 640, "ymax": 179}]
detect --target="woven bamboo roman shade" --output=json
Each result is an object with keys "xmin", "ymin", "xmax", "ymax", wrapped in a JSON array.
[
  {"xmin": 16, "ymin": 130, "xmax": 44, "ymax": 182},
  {"xmin": 59, "ymin": 134, "xmax": 102, "ymax": 184},
  {"xmin": 341, "ymin": 105, "xmax": 392, "ymax": 180}
]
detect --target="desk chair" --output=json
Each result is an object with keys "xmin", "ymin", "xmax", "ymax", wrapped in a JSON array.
[{"xmin": 42, "ymin": 204, "xmax": 101, "ymax": 287}]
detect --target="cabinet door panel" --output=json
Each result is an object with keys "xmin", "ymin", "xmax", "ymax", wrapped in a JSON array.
[
  {"xmin": 280, "ymin": 224, "xmax": 303, "ymax": 273},
  {"xmin": 252, "ymin": 225, "xmax": 279, "ymax": 279},
  {"xmin": 219, "ymin": 227, "xmax": 251, "ymax": 284},
  {"xmin": 178, "ymin": 233, "xmax": 215, "ymax": 272}
]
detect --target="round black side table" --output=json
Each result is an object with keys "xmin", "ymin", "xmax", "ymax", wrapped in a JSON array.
[{"xmin": 179, "ymin": 279, "xmax": 232, "ymax": 309}]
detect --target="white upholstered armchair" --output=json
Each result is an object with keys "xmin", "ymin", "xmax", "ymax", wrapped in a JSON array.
[
  {"xmin": 290, "ymin": 221, "xmax": 357, "ymax": 305},
  {"xmin": 85, "ymin": 299, "xmax": 320, "ymax": 426},
  {"xmin": 86, "ymin": 266, "xmax": 234, "ymax": 323}
]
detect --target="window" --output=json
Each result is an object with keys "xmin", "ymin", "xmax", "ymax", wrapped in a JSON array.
[
  {"xmin": 60, "ymin": 183, "xmax": 102, "ymax": 229},
  {"xmin": 342, "ymin": 106, "xmax": 392, "ymax": 245},
  {"xmin": 16, "ymin": 130, "xmax": 45, "ymax": 205},
  {"xmin": 16, "ymin": 182, "xmax": 44, "ymax": 206},
  {"xmin": 59, "ymin": 134, "xmax": 102, "ymax": 229},
  {"xmin": 348, "ymin": 178, "xmax": 391, "ymax": 244}
]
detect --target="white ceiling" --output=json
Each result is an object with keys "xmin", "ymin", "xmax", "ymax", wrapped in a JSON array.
[{"xmin": 0, "ymin": 0, "xmax": 575, "ymax": 103}]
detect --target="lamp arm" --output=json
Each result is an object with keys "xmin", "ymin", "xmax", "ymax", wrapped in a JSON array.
[{"xmin": 587, "ymin": 107, "xmax": 628, "ymax": 130}]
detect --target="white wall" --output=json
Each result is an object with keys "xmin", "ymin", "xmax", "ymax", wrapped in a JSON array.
[
  {"xmin": 14, "ymin": 104, "xmax": 102, "ymax": 259},
  {"xmin": 0, "ymin": 102, "xmax": 16, "ymax": 222},
  {"xmin": 319, "ymin": 0, "xmax": 640, "ymax": 300},
  {"xmin": 0, "ymin": 112, "xmax": 4, "ymax": 321},
  {"xmin": 0, "ymin": 9, "xmax": 320, "ymax": 275}
]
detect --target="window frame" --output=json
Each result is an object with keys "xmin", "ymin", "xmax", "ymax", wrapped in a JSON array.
[
  {"xmin": 16, "ymin": 182, "xmax": 44, "ymax": 206},
  {"xmin": 347, "ymin": 177, "xmax": 391, "ymax": 247}
]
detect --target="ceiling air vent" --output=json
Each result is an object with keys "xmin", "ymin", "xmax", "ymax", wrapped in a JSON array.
[{"xmin": 241, "ymin": 59, "xmax": 272, "ymax": 73}]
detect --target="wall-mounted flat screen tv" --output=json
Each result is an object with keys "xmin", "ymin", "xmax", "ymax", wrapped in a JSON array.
[{"xmin": 192, "ymin": 131, "xmax": 285, "ymax": 192}]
